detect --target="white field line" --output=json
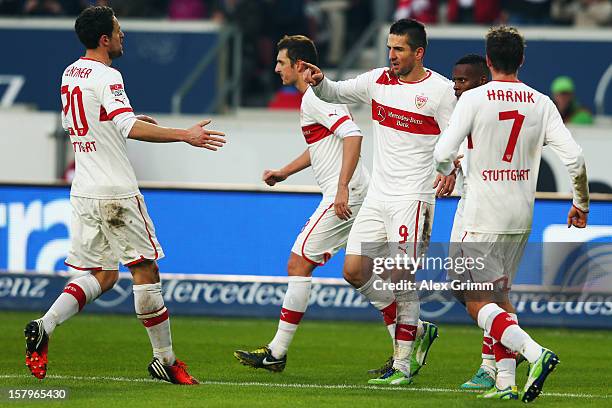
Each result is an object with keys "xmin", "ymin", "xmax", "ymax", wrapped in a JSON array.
[{"xmin": 0, "ymin": 375, "xmax": 609, "ymax": 399}]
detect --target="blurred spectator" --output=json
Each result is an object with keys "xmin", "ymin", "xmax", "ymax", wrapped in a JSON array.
[
  {"xmin": 168, "ymin": 0, "xmax": 206, "ymax": 20},
  {"xmin": 23, "ymin": 0, "xmax": 65, "ymax": 15},
  {"xmin": 394, "ymin": 0, "xmax": 438, "ymax": 23},
  {"xmin": 550, "ymin": 0, "xmax": 575, "ymax": 24},
  {"xmin": 501, "ymin": 0, "xmax": 551, "ymax": 25},
  {"xmin": 447, "ymin": 0, "xmax": 500, "ymax": 24},
  {"xmin": 575, "ymin": 0, "xmax": 612, "ymax": 26},
  {"xmin": 552, "ymin": 0, "xmax": 612, "ymax": 26},
  {"xmin": 551, "ymin": 76, "xmax": 594, "ymax": 124}
]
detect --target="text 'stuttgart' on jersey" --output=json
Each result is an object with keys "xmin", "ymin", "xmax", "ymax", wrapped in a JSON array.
[
  {"xmin": 300, "ymin": 87, "xmax": 370, "ymax": 203},
  {"xmin": 312, "ymin": 68, "xmax": 456, "ymax": 203},
  {"xmin": 61, "ymin": 57, "xmax": 139, "ymax": 199},
  {"xmin": 434, "ymin": 80, "xmax": 589, "ymax": 234}
]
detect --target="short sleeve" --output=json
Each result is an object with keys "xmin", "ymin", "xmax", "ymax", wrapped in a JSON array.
[
  {"xmin": 98, "ymin": 70, "xmax": 134, "ymax": 120},
  {"xmin": 303, "ymin": 93, "xmax": 362, "ymax": 138}
]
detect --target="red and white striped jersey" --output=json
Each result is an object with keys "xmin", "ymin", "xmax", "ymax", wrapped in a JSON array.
[
  {"xmin": 312, "ymin": 67, "xmax": 456, "ymax": 203},
  {"xmin": 300, "ymin": 87, "xmax": 369, "ymax": 203},
  {"xmin": 434, "ymin": 80, "xmax": 589, "ymax": 233},
  {"xmin": 60, "ymin": 57, "xmax": 139, "ymax": 199}
]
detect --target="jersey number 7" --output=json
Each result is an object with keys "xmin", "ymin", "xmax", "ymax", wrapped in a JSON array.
[
  {"xmin": 499, "ymin": 110, "xmax": 525, "ymax": 163},
  {"xmin": 61, "ymin": 85, "xmax": 89, "ymax": 137}
]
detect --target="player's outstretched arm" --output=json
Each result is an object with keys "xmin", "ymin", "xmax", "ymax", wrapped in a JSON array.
[
  {"xmin": 334, "ymin": 136, "xmax": 362, "ymax": 220},
  {"xmin": 135, "ymin": 114, "xmax": 158, "ymax": 125},
  {"xmin": 262, "ymin": 149, "xmax": 311, "ymax": 186},
  {"xmin": 300, "ymin": 61, "xmax": 372, "ymax": 105},
  {"xmin": 300, "ymin": 61, "xmax": 324, "ymax": 87},
  {"xmin": 128, "ymin": 119, "xmax": 226, "ymax": 151}
]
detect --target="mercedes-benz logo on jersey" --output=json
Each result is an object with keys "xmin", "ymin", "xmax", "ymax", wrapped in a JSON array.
[
  {"xmin": 94, "ymin": 278, "xmax": 133, "ymax": 308},
  {"xmin": 376, "ymin": 105, "xmax": 386, "ymax": 122}
]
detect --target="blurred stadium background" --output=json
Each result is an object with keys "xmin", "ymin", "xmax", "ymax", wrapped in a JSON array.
[{"xmin": 1, "ymin": 0, "xmax": 612, "ymax": 363}]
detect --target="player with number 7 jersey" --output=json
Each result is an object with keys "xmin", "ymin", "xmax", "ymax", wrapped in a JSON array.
[{"xmin": 434, "ymin": 26, "xmax": 589, "ymax": 402}]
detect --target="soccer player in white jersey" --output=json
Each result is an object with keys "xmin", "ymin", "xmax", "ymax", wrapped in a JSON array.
[
  {"xmin": 434, "ymin": 26, "xmax": 589, "ymax": 401},
  {"xmin": 448, "ymin": 54, "xmax": 500, "ymax": 391},
  {"xmin": 233, "ymin": 35, "xmax": 370, "ymax": 372},
  {"xmin": 302, "ymin": 19, "xmax": 457, "ymax": 385},
  {"xmin": 23, "ymin": 6, "xmax": 226, "ymax": 385}
]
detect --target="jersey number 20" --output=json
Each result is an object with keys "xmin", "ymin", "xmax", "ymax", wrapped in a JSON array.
[
  {"xmin": 499, "ymin": 110, "xmax": 525, "ymax": 163},
  {"xmin": 61, "ymin": 85, "xmax": 89, "ymax": 137}
]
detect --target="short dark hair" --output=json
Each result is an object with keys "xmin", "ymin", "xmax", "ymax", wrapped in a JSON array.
[
  {"xmin": 277, "ymin": 35, "xmax": 318, "ymax": 66},
  {"xmin": 455, "ymin": 54, "xmax": 490, "ymax": 79},
  {"xmin": 486, "ymin": 26, "xmax": 525, "ymax": 74},
  {"xmin": 75, "ymin": 6, "xmax": 115, "ymax": 50},
  {"xmin": 389, "ymin": 19, "xmax": 427, "ymax": 51}
]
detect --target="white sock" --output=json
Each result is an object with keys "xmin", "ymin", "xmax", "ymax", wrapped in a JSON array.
[
  {"xmin": 133, "ymin": 283, "xmax": 175, "ymax": 365},
  {"xmin": 42, "ymin": 273, "xmax": 101, "ymax": 335},
  {"xmin": 494, "ymin": 341, "xmax": 516, "ymax": 389},
  {"xmin": 392, "ymin": 291, "xmax": 419, "ymax": 375},
  {"xmin": 268, "ymin": 276, "xmax": 311, "ymax": 359},
  {"xmin": 356, "ymin": 273, "xmax": 396, "ymax": 343},
  {"xmin": 477, "ymin": 303, "xmax": 543, "ymax": 364},
  {"xmin": 481, "ymin": 357, "xmax": 496, "ymax": 378}
]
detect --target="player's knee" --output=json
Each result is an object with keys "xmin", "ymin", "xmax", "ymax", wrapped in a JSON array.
[
  {"xmin": 129, "ymin": 260, "xmax": 160, "ymax": 284},
  {"xmin": 93, "ymin": 270, "xmax": 119, "ymax": 292},
  {"xmin": 343, "ymin": 260, "xmax": 365, "ymax": 287},
  {"xmin": 287, "ymin": 254, "xmax": 314, "ymax": 277}
]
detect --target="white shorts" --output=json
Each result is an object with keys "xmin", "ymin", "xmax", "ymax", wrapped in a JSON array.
[
  {"xmin": 345, "ymin": 197, "xmax": 434, "ymax": 259},
  {"xmin": 291, "ymin": 200, "xmax": 362, "ymax": 266},
  {"xmin": 452, "ymin": 231, "xmax": 529, "ymax": 291},
  {"xmin": 65, "ymin": 195, "xmax": 164, "ymax": 271}
]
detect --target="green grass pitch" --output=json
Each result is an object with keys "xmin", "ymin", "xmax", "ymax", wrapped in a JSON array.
[{"xmin": 0, "ymin": 311, "xmax": 610, "ymax": 407}]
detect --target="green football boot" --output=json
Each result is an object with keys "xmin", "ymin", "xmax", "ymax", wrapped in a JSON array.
[
  {"xmin": 522, "ymin": 349, "xmax": 560, "ymax": 403},
  {"xmin": 478, "ymin": 385, "xmax": 519, "ymax": 400},
  {"xmin": 410, "ymin": 321, "xmax": 439, "ymax": 376},
  {"xmin": 368, "ymin": 367, "xmax": 413, "ymax": 386}
]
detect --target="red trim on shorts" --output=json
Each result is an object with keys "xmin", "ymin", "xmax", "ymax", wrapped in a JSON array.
[
  {"xmin": 141, "ymin": 310, "xmax": 169, "ymax": 327},
  {"xmin": 280, "ymin": 307, "xmax": 304, "ymax": 325},
  {"xmin": 381, "ymin": 301, "xmax": 397, "ymax": 326},
  {"xmin": 125, "ymin": 256, "xmax": 146, "ymax": 267},
  {"xmin": 413, "ymin": 201, "xmax": 421, "ymax": 259},
  {"xmin": 395, "ymin": 324, "xmax": 417, "ymax": 341},
  {"xmin": 301, "ymin": 203, "xmax": 334, "ymax": 266},
  {"xmin": 135, "ymin": 197, "xmax": 159, "ymax": 261},
  {"xmin": 64, "ymin": 261, "xmax": 102, "ymax": 271},
  {"xmin": 489, "ymin": 312, "xmax": 517, "ymax": 341},
  {"xmin": 63, "ymin": 283, "xmax": 87, "ymax": 311}
]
